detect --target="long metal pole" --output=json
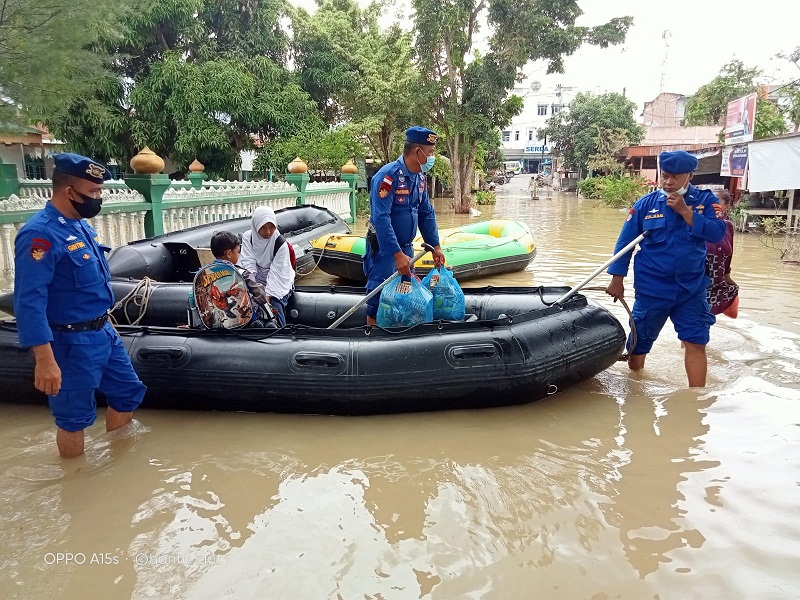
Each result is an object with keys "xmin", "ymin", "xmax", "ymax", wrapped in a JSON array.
[
  {"xmin": 554, "ymin": 231, "xmax": 648, "ymax": 306},
  {"xmin": 328, "ymin": 243, "xmax": 434, "ymax": 329}
]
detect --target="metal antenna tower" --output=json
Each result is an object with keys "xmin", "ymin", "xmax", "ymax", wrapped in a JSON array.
[{"xmin": 660, "ymin": 30, "xmax": 672, "ymax": 93}]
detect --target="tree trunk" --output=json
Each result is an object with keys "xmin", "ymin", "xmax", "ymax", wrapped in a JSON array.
[
  {"xmin": 447, "ymin": 134, "xmax": 469, "ymax": 213},
  {"xmin": 379, "ymin": 122, "xmax": 391, "ymax": 165},
  {"xmin": 448, "ymin": 134, "xmax": 475, "ymax": 212}
]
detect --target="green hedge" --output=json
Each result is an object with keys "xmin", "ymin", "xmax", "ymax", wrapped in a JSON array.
[{"xmin": 579, "ymin": 176, "xmax": 651, "ymax": 207}]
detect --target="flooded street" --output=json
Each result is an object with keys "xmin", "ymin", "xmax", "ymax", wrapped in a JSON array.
[{"xmin": 1, "ymin": 174, "xmax": 799, "ymax": 599}]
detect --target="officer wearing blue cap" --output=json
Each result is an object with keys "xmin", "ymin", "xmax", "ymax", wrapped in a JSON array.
[
  {"xmin": 605, "ymin": 150, "xmax": 726, "ymax": 387},
  {"xmin": 13, "ymin": 152, "xmax": 146, "ymax": 458},
  {"xmin": 363, "ymin": 126, "xmax": 446, "ymax": 325}
]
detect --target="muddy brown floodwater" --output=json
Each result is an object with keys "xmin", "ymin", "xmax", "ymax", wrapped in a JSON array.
[{"xmin": 1, "ymin": 174, "xmax": 799, "ymax": 599}]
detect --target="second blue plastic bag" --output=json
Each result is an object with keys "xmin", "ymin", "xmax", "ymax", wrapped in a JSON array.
[
  {"xmin": 376, "ymin": 276, "xmax": 434, "ymax": 328},
  {"xmin": 422, "ymin": 266, "xmax": 466, "ymax": 321}
]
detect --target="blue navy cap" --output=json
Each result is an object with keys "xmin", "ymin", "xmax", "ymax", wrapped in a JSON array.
[
  {"xmin": 658, "ymin": 150, "xmax": 698, "ymax": 174},
  {"xmin": 53, "ymin": 153, "xmax": 111, "ymax": 184},
  {"xmin": 405, "ymin": 126, "xmax": 438, "ymax": 146}
]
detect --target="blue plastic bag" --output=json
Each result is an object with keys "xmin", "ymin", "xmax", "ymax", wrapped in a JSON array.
[
  {"xmin": 376, "ymin": 276, "xmax": 433, "ymax": 328},
  {"xmin": 422, "ymin": 266, "xmax": 466, "ymax": 321}
]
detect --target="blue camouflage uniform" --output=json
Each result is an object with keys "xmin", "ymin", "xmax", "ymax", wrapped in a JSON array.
[
  {"xmin": 363, "ymin": 129, "xmax": 441, "ymax": 319},
  {"xmin": 13, "ymin": 155, "xmax": 146, "ymax": 432},
  {"xmin": 607, "ymin": 181, "xmax": 726, "ymax": 354}
]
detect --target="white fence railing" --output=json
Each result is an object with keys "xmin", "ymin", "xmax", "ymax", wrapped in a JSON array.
[{"xmin": 0, "ymin": 178, "xmax": 353, "ymax": 280}]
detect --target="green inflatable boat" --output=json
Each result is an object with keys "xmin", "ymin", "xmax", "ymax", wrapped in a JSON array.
[{"xmin": 310, "ymin": 219, "xmax": 537, "ymax": 282}]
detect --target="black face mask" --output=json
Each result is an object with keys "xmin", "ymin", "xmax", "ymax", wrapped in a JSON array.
[{"xmin": 70, "ymin": 190, "xmax": 103, "ymax": 219}]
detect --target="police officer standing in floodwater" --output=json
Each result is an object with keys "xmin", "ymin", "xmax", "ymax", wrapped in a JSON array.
[
  {"xmin": 363, "ymin": 126, "xmax": 446, "ymax": 325},
  {"xmin": 13, "ymin": 153, "xmax": 146, "ymax": 458},
  {"xmin": 605, "ymin": 150, "xmax": 726, "ymax": 387}
]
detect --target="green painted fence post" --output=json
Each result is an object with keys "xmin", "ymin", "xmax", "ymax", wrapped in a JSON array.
[
  {"xmin": 187, "ymin": 159, "xmax": 208, "ymax": 189},
  {"xmin": 124, "ymin": 147, "xmax": 171, "ymax": 237},
  {"xmin": 340, "ymin": 159, "xmax": 359, "ymax": 225},
  {"xmin": 0, "ymin": 157, "xmax": 20, "ymax": 199},
  {"xmin": 285, "ymin": 157, "xmax": 309, "ymax": 206}
]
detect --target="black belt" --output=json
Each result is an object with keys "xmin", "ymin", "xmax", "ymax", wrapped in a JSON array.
[{"xmin": 50, "ymin": 314, "xmax": 109, "ymax": 332}]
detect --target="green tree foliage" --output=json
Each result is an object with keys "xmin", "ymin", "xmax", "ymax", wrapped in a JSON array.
[
  {"xmin": 476, "ymin": 129, "xmax": 504, "ymax": 173},
  {"xmin": 775, "ymin": 47, "xmax": 800, "ymax": 132},
  {"xmin": 254, "ymin": 128, "xmax": 363, "ymax": 178},
  {"xmin": 429, "ymin": 154, "xmax": 453, "ymax": 190},
  {"xmin": 0, "ymin": 0, "xmax": 123, "ymax": 125},
  {"xmin": 577, "ymin": 176, "xmax": 601, "ymax": 199},
  {"xmin": 783, "ymin": 86, "xmax": 800, "ymax": 132},
  {"xmin": 684, "ymin": 59, "xmax": 790, "ymax": 140},
  {"xmin": 541, "ymin": 92, "xmax": 643, "ymax": 175},
  {"xmin": 291, "ymin": 0, "xmax": 363, "ymax": 124},
  {"xmin": 412, "ymin": 0, "xmax": 632, "ymax": 210},
  {"xmin": 43, "ymin": 0, "xmax": 319, "ymax": 177},
  {"xmin": 587, "ymin": 127, "xmax": 632, "ymax": 175},
  {"xmin": 684, "ymin": 60, "xmax": 762, "ymax": 126},
  {"xmin": 582, "ymin": 175, "xmax": 649, "ymax": 207},
  {"xmin": 597, "ymin": 175, "xmax": 650, "ymax": 207},
  {"xmin": 754, "ymin": 97, "xmax": 788, "ymax": 139},
  {"xmin": 292, "ymin": 0, "xmax": 423, "ymax": 165}
]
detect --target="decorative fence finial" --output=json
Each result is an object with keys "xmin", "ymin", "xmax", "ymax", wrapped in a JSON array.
[
  {"xmin": 188, "ymin": 159, "xmax": 205, "ymax": 173},
  {"xmin": 288, "ymin": 156, "xmax": 308, "ymax": 174},
  {"xmin": 341, "ymin": 159, "xmax": 358, "ymax": 174},
  {"xmin": 130, "ymin": 147, "xmax": 165, "ymax": 175}
]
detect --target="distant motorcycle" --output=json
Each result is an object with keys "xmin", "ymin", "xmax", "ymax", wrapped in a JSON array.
[{"xmin": 487, "ymin": 172, "xmax": 508, "ymax": 186}]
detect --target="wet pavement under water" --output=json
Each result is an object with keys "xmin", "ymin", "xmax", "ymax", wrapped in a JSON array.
[{"xmin": 1, "ymin": 174, "xmax": 799, "ymax": 599}]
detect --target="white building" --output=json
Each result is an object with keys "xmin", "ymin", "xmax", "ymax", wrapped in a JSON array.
[{"xmin": 500, "ymin": 81, "xmax": 576, "ymax": 173}]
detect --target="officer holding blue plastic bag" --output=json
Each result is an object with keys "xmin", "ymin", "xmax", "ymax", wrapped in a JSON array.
[
  {"xmin": 13, "ymin": 153, "xmax": 146, "ymax": 458},
  {"xmin": 605, "ymin": 150, "xmax": 726, "ymax": 388},
  {"xmin": 363, "ymin": 126, "xmax": 446, "ymax": 325}
]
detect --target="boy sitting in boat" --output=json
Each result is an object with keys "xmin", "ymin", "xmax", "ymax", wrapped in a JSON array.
[{"xmin": 190, "ymin": 231, "xmax": 276, "ymax": 329}]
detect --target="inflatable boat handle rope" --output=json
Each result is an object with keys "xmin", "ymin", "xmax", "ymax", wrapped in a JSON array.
[
  {"xmin": 581, "ymin": 286, "xmax": 637, "ymax": 362},
  {"xmin": 438, "ymin": 230, "xmax": 529, "ymax": 251},
  {"xmin": 550, "ymin": 231, "xmax": 648, "ymax": 363},
  {"xmin": 294, "ymin": 240, "xmax": 330, "ymax": 279},
  {"xmin": 109, "ymin": 277, "xmax": 154, "ymax": 326}
]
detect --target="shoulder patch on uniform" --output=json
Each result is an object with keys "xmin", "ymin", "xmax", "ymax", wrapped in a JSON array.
[
  {"xmin": 378, "ymin": 175, "xmax": 393, "ymax": 198},
  {"xmin": 30, "ymin": 237, "xmax": 51, "ymax": 261}
]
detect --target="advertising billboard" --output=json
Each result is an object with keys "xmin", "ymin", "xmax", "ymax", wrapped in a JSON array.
[
  {"xmin": 724, "ymin": 93, "xmax": 756, "ymax": 145},
  {"xmin": 728, "ymin": 145, "xmax": 748, "ymax": 177},
  {"xmin": 720, "ymin": 145, "xmax": 748, "ymax": 177}
]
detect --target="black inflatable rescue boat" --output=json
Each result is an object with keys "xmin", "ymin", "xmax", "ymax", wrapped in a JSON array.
[
  {"xmin": 0, "ymin": 281, "xmax": 625, "ymax": 415},
  {"xmin": 106, "ymin": 204, "xmax": 350, "ymax": 281}
]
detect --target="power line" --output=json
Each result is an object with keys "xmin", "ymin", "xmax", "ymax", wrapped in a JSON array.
[{"xmin": 763, "ymin": 77, "xmax": 800, "ymax": 96}]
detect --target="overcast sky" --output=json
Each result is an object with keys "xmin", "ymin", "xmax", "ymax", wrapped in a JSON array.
[
  {"xmin": 560, "ymin": 0, "xmax": 799, "ymax": 110},
  {"xmin": 289, "ymin": 0, "xmax": 800, "ymax": 117}
]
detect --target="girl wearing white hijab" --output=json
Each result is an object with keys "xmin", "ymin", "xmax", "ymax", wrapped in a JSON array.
[{"xmin": 240, "ymin": 206, "xmax": 295, "ymax": 326}]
